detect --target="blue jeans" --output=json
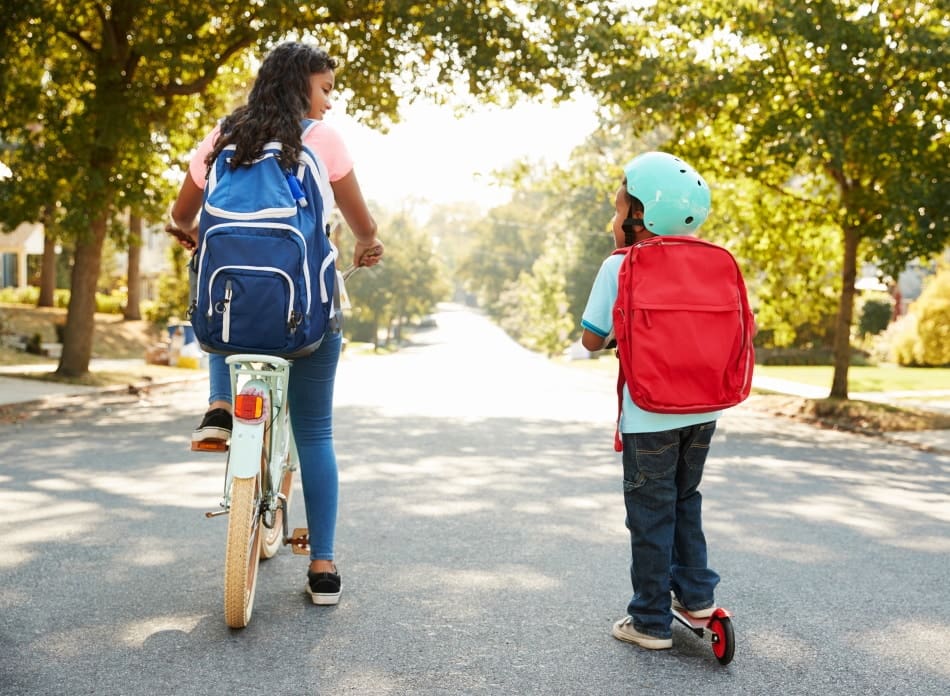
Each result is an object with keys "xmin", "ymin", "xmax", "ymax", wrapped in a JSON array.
[
  {"xmin": 208, "ymin": 331, "xmax": 342, "ymax": 562},
  {"xmin": 620, "ymin": 423, "xmax": 720, "ymax": 639}
]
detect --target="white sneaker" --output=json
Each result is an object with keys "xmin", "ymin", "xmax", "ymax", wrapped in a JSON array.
[
  {"xmin": 671, "ymin": 594, "xmax": 716, "ymax": 619},
  {"xmin": 611, "ymin": 616, "xmax": 673, "ymax": 650}
]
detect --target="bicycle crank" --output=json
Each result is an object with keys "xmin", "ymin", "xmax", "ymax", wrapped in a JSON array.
[{"xmin": 285, "ymin": 528, "xmax": 311, "ymax": 555}]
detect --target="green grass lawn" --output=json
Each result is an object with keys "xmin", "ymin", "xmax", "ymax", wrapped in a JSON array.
[
  {"xmin": 568, "ymin": 355, "xmax": 950, "ymax": 393},
  {"xmin": 754, "ymin": 365, "xmax": 950, "ymax": 392}
]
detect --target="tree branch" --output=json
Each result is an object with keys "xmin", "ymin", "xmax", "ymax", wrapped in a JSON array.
[
  {"xmin": 62, "ymin": 29, "xmax": 96, "ymax": 54},
  {"xmin": 760, "ymin": 179, "xmax": 828, "ymax": 210},
  {"xmin": 154, "ymin": 36, "xmax": 255, "ymax": 97}
]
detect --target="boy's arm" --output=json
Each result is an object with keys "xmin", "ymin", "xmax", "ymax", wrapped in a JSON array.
[
  {"xmin": 581, "ymin": 258, "xmax": 619, "ymax": 352},
  {"xmin": 582, "ymin": 328, "xmax": 607, "ymax": 352}
]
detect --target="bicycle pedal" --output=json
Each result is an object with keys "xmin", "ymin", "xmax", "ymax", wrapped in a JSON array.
[
  {"xmin": 287, "ymin": 527, "xmax": 310, "ymax": 555},
  {"xmin": 191, "ymin": 440, "xmax": 229, "ymax": 453}
]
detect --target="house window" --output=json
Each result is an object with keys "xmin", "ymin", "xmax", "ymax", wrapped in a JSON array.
[{"xmin": 1, "ymin": 253, "xmax": 17, "ymax": 288}]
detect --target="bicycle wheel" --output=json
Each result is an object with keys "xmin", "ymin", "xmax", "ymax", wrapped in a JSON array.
[
  {"xmin": 223, "ymin": 475, "xmax": 262, "ymax": 628},
  {"xmin": 260, "ymin": 466, "xmax": 294, "ymax": 559}
]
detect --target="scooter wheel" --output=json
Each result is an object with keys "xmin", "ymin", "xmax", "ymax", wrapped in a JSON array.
[{"xmin": 709, "ymin": 615, "xmax": 735, "ymax": 666}]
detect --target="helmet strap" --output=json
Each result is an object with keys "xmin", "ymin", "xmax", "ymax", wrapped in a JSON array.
[{"xmin": 621, "ymin": 202, "xmax": 641, "ymax": 246}]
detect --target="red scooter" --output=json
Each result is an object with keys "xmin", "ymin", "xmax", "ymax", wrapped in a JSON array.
[{"xmin": 671, "ymin": 604, "xmax": 736, "ymax": 665}]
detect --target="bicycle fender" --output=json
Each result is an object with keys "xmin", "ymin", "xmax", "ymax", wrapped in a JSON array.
[{"xmin": 228, "ymin": 420, "xmax": 265, "ymax": 478}]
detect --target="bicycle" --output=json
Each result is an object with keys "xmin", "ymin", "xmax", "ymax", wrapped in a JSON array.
[{"xmin": 203, "ymin": 264, "xmax": 362, "ymax": 628}]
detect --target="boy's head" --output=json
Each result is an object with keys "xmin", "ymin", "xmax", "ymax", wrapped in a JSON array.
[{"xmin": 612, "ymin": 152, "xmax": 711, "ymax": 247}]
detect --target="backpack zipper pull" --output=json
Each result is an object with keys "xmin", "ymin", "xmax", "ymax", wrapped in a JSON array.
[
  {"xmin": 222, "ymin": 280, "xmax": 232, "ymax": 343},
  {"xmin": 285, "ymin": 171, "xmax": 308, "ymax": 208}
]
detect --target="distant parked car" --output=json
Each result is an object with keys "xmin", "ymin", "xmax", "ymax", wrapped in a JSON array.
[{"xmin": 418, "ymin": 315, "xmax": 438, "ymax": 328}]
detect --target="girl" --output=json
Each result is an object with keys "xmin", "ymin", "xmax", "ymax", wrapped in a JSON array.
[{"xmin": 168, "ymin": 41, "xmax": 383, "ymax": 605}]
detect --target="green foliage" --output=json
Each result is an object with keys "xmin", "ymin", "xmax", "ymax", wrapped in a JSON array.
[
  {"xmin": 498, "ymin": 232, "xmax": 577, "ymax": 356},
  {"xmin": 576, "ymin": 0, "xmax": 949, "ymax": 396},
  {"xmin": 147, "ymin": 244, "xmax": 192, "ymax": 326},
  {"xmin": 0, "ymin": 286, "xmax": 69, "ymax": 308},
  {"xmin": 456, "ymin": 192, "xmax": 550, "ymax": 316},
  {"xmin": 892, "ymin": 265, "xmax": 950, "ymax": 366},
  {"xmin": 710, "ymin": 176, "xmax": 842, "ymax": 348},
  {"xmin": 0, "ymin": 1, "xmax": 601, "ymax": 373},
  {"xmin": 857, "ymin": 295, "xmax": 894, "ymax": 337},
  {"xmin": 0, "ymin": 285, "xmax": 129, "ymax": 314},
  {"xmin": 345, "ymin": 212, "xmax": 450, "ymax": 348}
]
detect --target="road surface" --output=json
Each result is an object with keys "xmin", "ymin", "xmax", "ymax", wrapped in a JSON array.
[{"xmin": 1, "ymin": 304, "xmax": 948, "ymax": 695}]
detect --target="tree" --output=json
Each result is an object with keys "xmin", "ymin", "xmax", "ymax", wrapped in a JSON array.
[
  {"xmin": 346, "ymin": 212, "xmax": 449, "ymax": 349},
  {"xmin": 498, "ymin": 231, "xmax": 576, "ymax": 355},
  {"xmin": 0, "ymin": 1, "xmax": 600, "ymax": 376},
  {"xmin": 124, "ymin": 212, "xmax": 142, "ymax": 321},
  {"xmin": 458, "ymin": 191, "xmax": 550, "ymax": 314},
  {"xmin": 580, "ymin": 0, "xmax": 949, "ymax": 398}
]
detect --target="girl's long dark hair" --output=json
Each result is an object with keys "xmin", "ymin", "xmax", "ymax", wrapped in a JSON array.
[{"xmin": 206, "ymin": 42, "xmax": 337, "ymax": 172}]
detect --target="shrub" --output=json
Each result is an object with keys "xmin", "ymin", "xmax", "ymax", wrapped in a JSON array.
[
  {"xmin": 857, "ymin": 296, "xmax": 893, "ymax": 336},
  {"xmin": 891, "ymin": 264, "xmax": 950, "ymax": 366},
  {"xmin": 0, "ymin": 286, "xmax": 39, "ymax": 304},
  {"xmin": 95, "ymin": 291, "xmax": 126, "ymax": 314}
]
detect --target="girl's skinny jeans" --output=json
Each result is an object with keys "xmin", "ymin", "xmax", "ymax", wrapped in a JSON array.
[{"xmin": 208, "ymin": 331, "xmax": 342, "ymax": 562}]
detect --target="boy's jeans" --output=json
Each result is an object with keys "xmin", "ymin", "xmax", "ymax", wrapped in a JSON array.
[{"xmin": 621, "ymin": 422, "xmax": 721, "ymax": 639}]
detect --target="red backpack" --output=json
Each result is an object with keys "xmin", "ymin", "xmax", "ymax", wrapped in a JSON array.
[{"xmin": 611, "ymin": 236, "xmax": 755, "ymax": 451}]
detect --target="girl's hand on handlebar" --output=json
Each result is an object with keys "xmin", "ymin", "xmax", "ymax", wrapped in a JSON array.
[
  {"xmin": 165, "ymin": 223, "xmax": 197, "ymax": 251},
  {"xmin": 354, "ymin": 238, "xmax": 384, "ymax": 268}
]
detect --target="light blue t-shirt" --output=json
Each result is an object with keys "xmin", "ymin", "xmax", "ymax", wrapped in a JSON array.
[{"xmin": 581, "ymin": 254, "xmax": 722, "ymax": 434}]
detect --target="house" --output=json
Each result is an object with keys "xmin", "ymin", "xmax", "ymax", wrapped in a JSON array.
[
  {"xmin": 0, "ymin": 222, "xmax": 44, "ymax": 288},
  {"xmin": 0, "ymin": 218, "xmax": 175, "ymax": 301}
]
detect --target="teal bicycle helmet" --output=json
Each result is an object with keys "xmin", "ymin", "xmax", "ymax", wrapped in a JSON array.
[{"xmin": 623, "ymin": 152, "xmax": 711, "ymax": 236}]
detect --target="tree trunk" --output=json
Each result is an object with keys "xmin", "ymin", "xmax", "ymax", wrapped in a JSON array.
[
  {"xmin": 830, "ymin": 226, "xmax": 860, "ymax": 399},
  {"xmin": 56, "ymin": 215, "xmax": 108, "ymax": 377},
  {"xmin": 124, "ymin": 212, "xmax": 142, "ymax": 320},
  {"xmin": 38, "ymin": 233, "xmax": 57, "ymax": 307}
]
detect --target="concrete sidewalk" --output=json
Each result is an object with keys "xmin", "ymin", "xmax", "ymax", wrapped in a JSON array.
[{"xmin": 0, "ymin": 359, "xmax": 206, "ymax": 407}]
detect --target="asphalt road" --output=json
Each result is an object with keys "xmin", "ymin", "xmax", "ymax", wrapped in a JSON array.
[{"xmin": 1, "ymin": 304, "xmax": 948, "ymax": 695}]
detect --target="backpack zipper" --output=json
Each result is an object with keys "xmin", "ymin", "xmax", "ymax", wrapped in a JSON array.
[
  {"xmin": 207, "ymin": 265, "xmax": 296, "ymax": 328},
  {"xmin": 200, "ymin": 222, "xmax": 313, "ymax": 313},
  {"xmin": 222, "ymin": 280, "xmax": 232, "ymax": 343}
]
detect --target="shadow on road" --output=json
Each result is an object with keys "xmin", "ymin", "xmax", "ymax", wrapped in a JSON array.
[{"xmin": 1, "ymin": 388, "xmax": 948, "ymax": 694}]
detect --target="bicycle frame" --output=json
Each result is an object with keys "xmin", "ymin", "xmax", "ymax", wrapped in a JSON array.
[
  {"xmin": 219, "ymin": 355, "xmax": 297, "ymax": 528},
  {"xmin": 207, "ymin": 264, "xmax": 362, "ymax": 626}
]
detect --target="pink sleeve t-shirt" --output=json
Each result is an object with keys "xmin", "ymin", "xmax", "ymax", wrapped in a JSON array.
[{"xmin": 188, "ymin": 120, "xmax": 354, "ymax": 194}]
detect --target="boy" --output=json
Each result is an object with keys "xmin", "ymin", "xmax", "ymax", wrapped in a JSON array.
[{"xmin": 581, "ymin": 151, "xmax": 721, "ymax": 650}]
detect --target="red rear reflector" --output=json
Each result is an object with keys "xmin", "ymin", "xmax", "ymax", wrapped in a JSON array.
[
  {"xmin": 234, "ymin": 394, "xmax": 264, "ymax": 420},
  {"xmin": 191, "ymin": 440, "xmax": 228, "ymax": 452}
]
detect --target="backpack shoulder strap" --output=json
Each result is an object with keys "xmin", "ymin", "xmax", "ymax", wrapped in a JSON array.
[
  {"xmin": 300, "ymin": 118, "xmax": 318, "ymax": 139},
  {"xmin": 611, "ymin": 245, "xmax": 632, "ymax": 452}
]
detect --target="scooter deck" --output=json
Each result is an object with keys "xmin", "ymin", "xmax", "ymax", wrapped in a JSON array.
[{"xmin": 671, "ymin": 608, "xmax": 710, "ymax": 630}]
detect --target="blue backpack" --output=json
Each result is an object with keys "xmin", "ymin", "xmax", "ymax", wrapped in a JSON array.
[{"xmin": 191, "ymin": 121, "xmax": 337, "ymax": 358}]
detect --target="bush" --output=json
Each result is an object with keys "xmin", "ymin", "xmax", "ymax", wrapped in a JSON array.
[
  {"xmin": 857, "ymin": 296, "xmax": 893, "ymax": 336},
  {"xmin": 891, "ymin": 264, "xmax": 950, "ymax": 366},
  {"xmin": 95, "ymin": 291, "xmax": 126, "ymax": 314},
  {"xmin": 0, "ymin": 286, "xmax": 127, "ymax": 314},
  {"xmin": 0, "ymin": 286, "xmax": 39, "ymax": 304},
  {"xmin": 147, "ymin": 245, "xmax": 192, "ymax": 326}
]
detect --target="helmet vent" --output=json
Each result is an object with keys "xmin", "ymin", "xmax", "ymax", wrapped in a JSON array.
[{"xmin": 685, "ymin": 216, "xmax": 694, "ymax": 224}]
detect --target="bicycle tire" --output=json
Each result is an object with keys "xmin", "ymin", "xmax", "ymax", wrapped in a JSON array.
[
  {"xmin": 260, "ymin": 467, "xmax": 294, "ymax": 559},
  {"xmin": 223, "ymin": 475, "xmax": 262, "ymax": 628}
]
